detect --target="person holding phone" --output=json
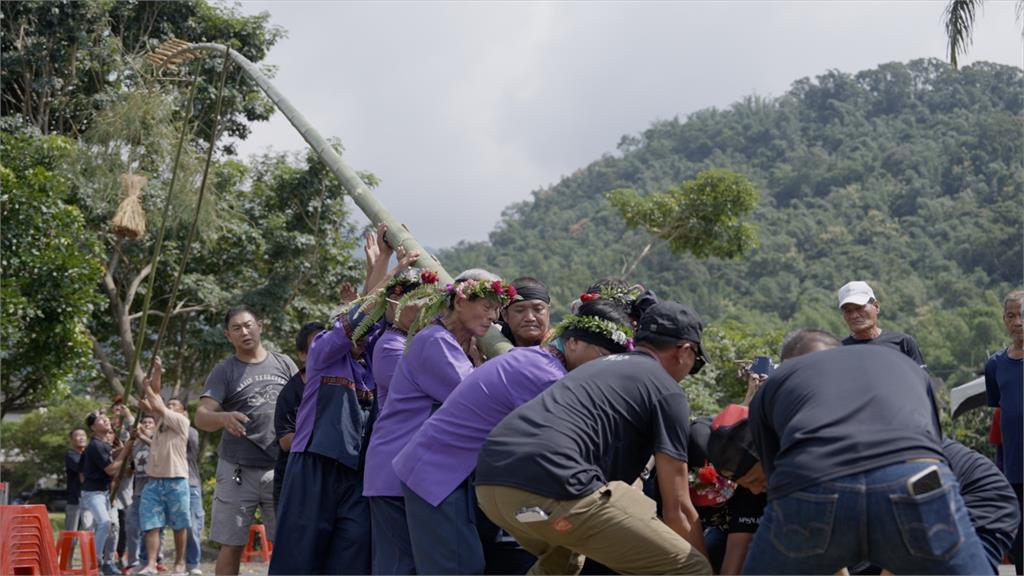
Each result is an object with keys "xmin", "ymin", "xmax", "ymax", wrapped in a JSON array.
[{"xmin": 745, "ymin": 329, "xmax": 988, "ymax": 574}]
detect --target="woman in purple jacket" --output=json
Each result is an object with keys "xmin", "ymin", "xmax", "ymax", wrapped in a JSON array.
[
  {"xmin": 363, "ymin": 269, "xmax": 515, "ymax": 575},
  {"xmin": 395, "ymin": 299, "xmax": 634, "ymax": 574}
]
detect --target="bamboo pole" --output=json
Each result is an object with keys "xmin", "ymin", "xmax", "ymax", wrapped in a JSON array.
[{"xmin": 152, "ymin": 41, "xmax": 514, "ymax": 356}]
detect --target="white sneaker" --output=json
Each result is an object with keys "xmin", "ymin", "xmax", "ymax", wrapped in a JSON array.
[{"xmin": 187, "ymin": 569, "xmax": 202, "ymax": 576}]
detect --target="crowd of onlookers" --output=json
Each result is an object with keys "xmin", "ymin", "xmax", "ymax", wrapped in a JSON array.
[{"xmin": 63, "ymin": 226, "xmax": 1023, "ymax": 575}]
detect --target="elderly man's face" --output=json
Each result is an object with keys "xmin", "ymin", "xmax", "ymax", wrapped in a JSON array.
[
  {"xmin": 70, "ymin": 429, "xmax": 88, "ymax": 449},
  {"xmin": 841, "ymin": 300, "xmax": 879, "ymax": 335},
  {"xmin": 1004, "ymin": 299, "xmax": 1023, "ymax": 340}
]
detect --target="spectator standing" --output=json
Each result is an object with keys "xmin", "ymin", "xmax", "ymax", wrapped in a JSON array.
[
  {"xmin": 837, "ymin": 281, "xmax": 924, "ymax": 365},
  {"xmin": 79, "ymin": 410, "xmax": 130, "ymax": 575},
  {"xmin": 171, "ymin": 398, "xmax": 204, "ymax": 576},
  {"xmin": 137, "ymin": 357, "xmax": 191, "ymax": 576},
  {"xmin": 65, "ymin": 427, "xmax": 93, "ymax": 531},
  {"xmin": 195, "ymin": 306, "xmax": 297, "ymax": 576},
  {"xmin": 985, "ymin": 289, "xmax": 1023, "ymax": 574},
  {"xmin": 123, "ymin": 414, "xmax": 156, "ymax": 573}
]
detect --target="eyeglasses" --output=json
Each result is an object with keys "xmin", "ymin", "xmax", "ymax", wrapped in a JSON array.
[{"xmin": 680, "ymin": 342, "xmax": 706, "ymax": 375}]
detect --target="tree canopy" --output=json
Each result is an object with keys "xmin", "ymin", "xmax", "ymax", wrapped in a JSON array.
[{"xmin": 441, "ymin": 59, "xmax": 1023, "ymax": 417}]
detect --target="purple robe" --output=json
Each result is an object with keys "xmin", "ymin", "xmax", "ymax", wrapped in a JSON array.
[
  {"xmin": 394, "ymin": 346, "xmax": 567, "ymax": 506},
  {"xmin": 371, "ymin": 328, "xmax": 406, "ymax": 411},
  {"xmin": 363, "ymin": 323, "xmax": 473, "ymax": 497}
]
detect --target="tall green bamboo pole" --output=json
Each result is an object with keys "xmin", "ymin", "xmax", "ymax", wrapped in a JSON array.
[{"xmin": 155, "ymin": 42, "xmax": 513, "ymax": 355}]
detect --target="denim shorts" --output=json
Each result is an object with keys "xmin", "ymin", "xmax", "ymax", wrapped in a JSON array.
[{"xmin": 140, "ymin": 477, "xmax": 191, "ymax": 531}]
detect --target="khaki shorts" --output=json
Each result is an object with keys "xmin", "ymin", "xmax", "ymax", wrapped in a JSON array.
[
  {"xmin": 476, "ymin": 481, "xmax": 711, "ymax": 575},
  {"xmin": 209, "ymin": 459, "xmax": 276, "ymax": 546}
]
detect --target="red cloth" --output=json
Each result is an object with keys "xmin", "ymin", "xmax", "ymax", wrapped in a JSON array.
[{"xmin": 989, "ymin": 407, "xmax": 1002, "ymax": 445}]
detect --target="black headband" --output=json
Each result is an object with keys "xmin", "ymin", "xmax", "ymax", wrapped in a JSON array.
[
  {"xmin": 512, "ymin": 285, "xmax": 550, "ymax": 304},
  {"xmin": 562, "ymin": 328, "xmax": 627, "ymax": 355}
]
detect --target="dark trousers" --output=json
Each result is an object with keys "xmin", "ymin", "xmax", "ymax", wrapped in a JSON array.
[
  {"xmin": 269, "ymin": 452, "xmax": 371, "ymax": 575},
  {"xmin": 403, "ymin": 480, "xmax": 484, "ymax": 574},
  {"xmin": 369, "ymin": 496, "xmax": 415, "ymax": 575}
]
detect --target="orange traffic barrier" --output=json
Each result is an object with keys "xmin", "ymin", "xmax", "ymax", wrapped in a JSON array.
[
  {"xmin": 0, "ymin": 504, "xmax": 61, "ymax": 576},
  {"xmin": 239, "ymin": 523, "xmax": 272, "ymax": 563},
  {"xmin": 56, "ymin": 531, "xmax": 99, "ymax": 576}
]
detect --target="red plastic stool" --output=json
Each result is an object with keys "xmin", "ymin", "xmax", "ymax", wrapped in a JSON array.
[
  {"xmin": 239, "ymin": 524, "xmax": 272, "ymax": 563},
  {"xmin": 56, "ymin": 531, "xmax": 99, "ymax": 576},
  {"xmin": 0, "ymin": 504, "xmax": 61, "ymax": 576}
]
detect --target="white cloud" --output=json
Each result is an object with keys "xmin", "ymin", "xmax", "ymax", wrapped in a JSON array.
[{"xmin": 234, "ymin": 0, "xmax": 1023, "ymax": 248}]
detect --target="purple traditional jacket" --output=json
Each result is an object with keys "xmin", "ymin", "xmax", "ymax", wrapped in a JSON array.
[
  {"xmin": 394, "ymin": 346, "xmax": 567, "ymax": 506},
  {"xmin": 371, "ymin": 328, "xmax": 406, "ymax": 411},
  {"xmin": 291, "ymin": 318, "xmax": 372, "ymax": 470},
  {"xmin": 363, "ymin": 323, "xmax": 473, "ymax": 497}
]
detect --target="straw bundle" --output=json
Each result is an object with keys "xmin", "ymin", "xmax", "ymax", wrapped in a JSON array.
[{"xmin": 112, "ymin": 173, "xmax": 147, "ymax": 239}]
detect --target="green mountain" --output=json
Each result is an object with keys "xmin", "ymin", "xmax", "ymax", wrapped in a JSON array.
[{"xmin": 439, "ymin": 59, "xmax": 1022, "ymax": 404}]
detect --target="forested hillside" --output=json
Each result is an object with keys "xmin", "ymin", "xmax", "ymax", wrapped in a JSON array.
[{"xmin": 441, "ymin": 59, "xmax": 1022, "ymax": 413}]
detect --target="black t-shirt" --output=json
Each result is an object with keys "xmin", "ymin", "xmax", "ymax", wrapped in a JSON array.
[
  {"xmin": 476, "ymin": 351, "xmax": 691, "ymax": 500},
  {"xmin": 65, "ymin": 450, "xmax": 83, "ymax": 505},
  {"xmin": 942, "ymin": 437, "xmax": 1020, "ymax": 567},
  {"xmin": 842, "ymin": 330, "xmax": 925, "ymax": 367},
  {"xmin": 750, "ymin": 345, "xmax": 944, "ymax": 500},
  {"xmin": 273, "ymin": 370, "xmax": 306, "ymax": 487},
  {"xmin": 79, "ymin": 437, "xmax": 113, "ymax": 492}
]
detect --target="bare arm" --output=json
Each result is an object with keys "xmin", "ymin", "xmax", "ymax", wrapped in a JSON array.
[
  {"xmin": 143, "ymin": 357, "xmax": 168, "ymax": 417},
  {"xmin": 362, "ymin": 223, "xmax": 393, "ymax": 295},
  {"xmin": 720, "ymin": 532, "xmax": 754, "ymax": 575},
  {"xmin": 103, "ymin": 447, "xmax": 129, "ymax": 477},
  {"xmin": 195, "ymin": 396, "xmax": 248, "ymax": 436},
  {"xmin": 279, "ymin": 433, "xmax": 294, "ymax": 451},
  {"xmin": 655, "ymin": 452, "xmax": 707, "ymax": 556}
]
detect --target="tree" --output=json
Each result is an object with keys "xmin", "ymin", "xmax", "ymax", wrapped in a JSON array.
[
  {"xmin": 0, "ymin": 396, "xmax": 103, "ymax": 494},
  {"xmin": 0, "ymin": 123, "xmax": 104, "ymax": 415},
  {"xmin": 0, "ymin": 0, "xmax": 284, "ymax": 148},
  {"xmin": 607, "ymin": 168, "xmax": 760, "ymax": 277},
  {"xmin": 943, "ymin": 0, "xmax": 1024, "ymax": 69}
]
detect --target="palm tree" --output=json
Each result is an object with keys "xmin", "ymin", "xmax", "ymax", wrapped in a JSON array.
[{"xmin": 944, "ymin": 0, "xmax": 1024, "ymax": 69}]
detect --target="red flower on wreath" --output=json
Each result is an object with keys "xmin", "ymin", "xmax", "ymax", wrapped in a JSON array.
[
  {"xmin": 580, "ymin": 292, "xmax": 599, "ymax": 302},
  {"xmin": 420, "ymin": 270, "xmax": 439, "ymax": 284},
  {"xmin": 506, "ymin": 285, "xmax": 517, "ymax": 299},
  {"xmin": 697, "ymin": 463, "xmax": 718, "ymax": 485},
  {"xmin": 491, "ymin": 280, "xmax": 504, "ymax": 293}
]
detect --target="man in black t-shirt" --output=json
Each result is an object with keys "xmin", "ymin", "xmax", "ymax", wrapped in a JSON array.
[
  {"xmin": 837, "ymin": 281, "xmax": 925, "ymax": 366},
  {"xmin": 65, "ymin": 427, "xmax": 93, "ymax": 531},
  {"xmin": 476, "ymin": 301, "xmax": 712, "ymax": 575},
  {"xmin": 79, "ymin": 410, "xmax": 129, "ymax": 575},
  {"xmin": 745, "ymin": 330, "xmax": 988, "ymax": 574}
]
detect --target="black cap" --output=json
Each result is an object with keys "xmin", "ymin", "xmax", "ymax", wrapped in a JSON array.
[
  {"xmin": 635, "ymin": 301, "xmax": 707, "ymax": 373},
  {"xmin": 708, "ymin": 404, "xmax": 759, "ymax": 481}
]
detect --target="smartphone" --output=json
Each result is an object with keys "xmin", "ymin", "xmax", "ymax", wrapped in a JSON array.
[
  {"xmin": 907, "ymin": 464, "xmax": 942, "ymax": 496},
  {"xmin": 750, "ymin": 355, "xmax": 776, "ymax": 377},
  {"xmin": 514, "ymin": 506, "xmax": 550, "ymax": 523}
]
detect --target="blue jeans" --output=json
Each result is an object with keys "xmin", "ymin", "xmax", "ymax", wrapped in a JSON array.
[
  {"xmin": 186, "ymin": 485, "xmax": 204, "ymax": 569},
  {"xmin": 124, "ymin": 497, "xmax": 142, "ymax": 567},
  {"xmin": 81, "ymin": 490, "xmax": 114, "ymax": 568},
  {"xmin": 743, "ymin": 461, "xmax": 991, "ymax": 574}
]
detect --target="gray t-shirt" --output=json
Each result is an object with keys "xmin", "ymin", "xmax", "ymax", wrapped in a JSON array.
[
  {"xmin": 132, "ymin": 440, "xmax": 150, "ymax": 498},
  {"xmin": 201, "ymin": 351, "xmax": 298, "ymax": 468},
  {"xmin": 187, "ymin": 427, "xmax": 201, "ymax": 487}
]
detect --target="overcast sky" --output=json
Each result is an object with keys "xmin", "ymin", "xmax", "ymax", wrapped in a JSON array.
[{"xmin": 234, "ymin": 1, "xmax": 1022, "ymax": 249}]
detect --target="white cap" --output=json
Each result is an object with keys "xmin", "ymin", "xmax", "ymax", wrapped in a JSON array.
[{"xmin": 838, "ymin": 281, "xmax": 876, "ymax": 308}]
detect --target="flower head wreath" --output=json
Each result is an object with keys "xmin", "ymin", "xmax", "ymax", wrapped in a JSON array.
[
  {"xmin": 570, "ymin": 284, "xmax": 646, "ymax": 314},
  {"xmin": 397, "ymin": 276, "xmax": 517, "ymax": 341},
  {"xmin": 346, "ymin": 269, "xmax": 439, "ymax": 341},
  {"xmin": 549, "ymin": 313, "xmax": 635, "ymax": 351}
]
